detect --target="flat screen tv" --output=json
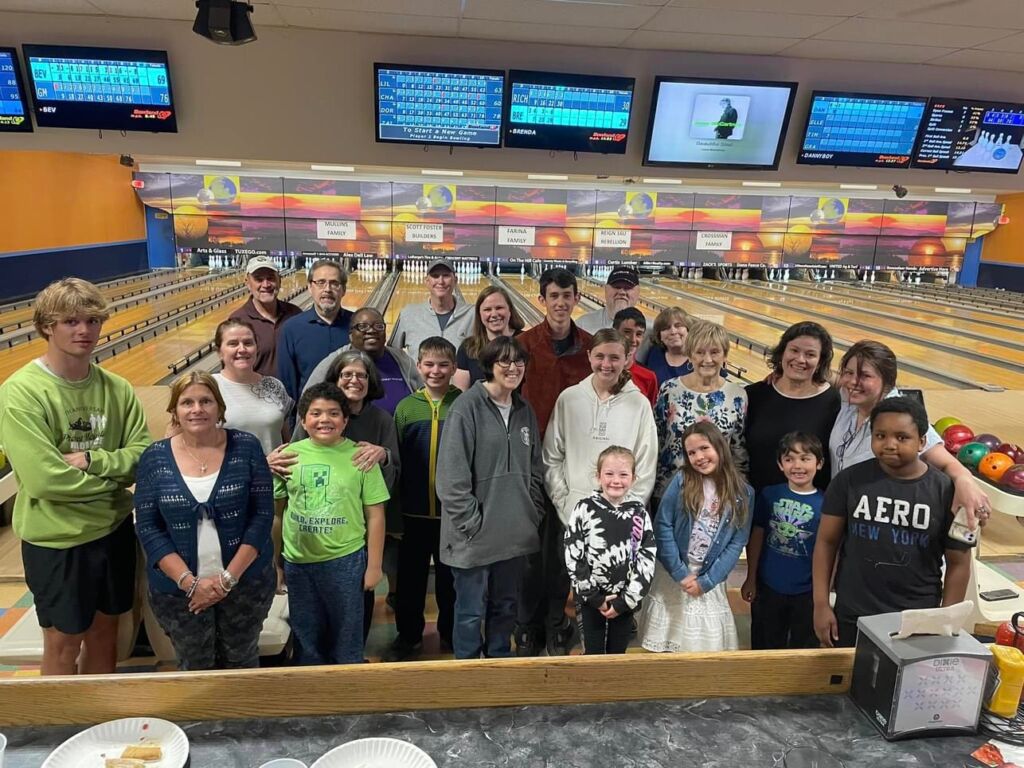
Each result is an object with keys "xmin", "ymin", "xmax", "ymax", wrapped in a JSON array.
[
  {"xmin": 912, "ymin": 96, "xmax": 1024, "ymax": 174},
  {"xmin": 0, "ymin": 47, "xmax": 32, "ymax": 132},
  {"xmin": 22, "ymin": 44, "xmax": 176, "ymax": 132},
  {"xmin": 643, "ymin": 76, "xmax": 797, "ymax": 170},
  {"xmin": 375, "ymin": 63, "xmax": 505, "ymax": 147},
  {"xmin": 797, "ymin": 91, "xmax": 927, "ymax": 169},
  {"xmin": 504, "ymin": 69, "xmax": 635, "ymax": 154}
]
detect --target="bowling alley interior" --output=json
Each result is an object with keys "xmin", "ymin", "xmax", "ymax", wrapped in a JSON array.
[{"xmin": 4, "ymin": 0, "xmax": 1024, "ymax": 765}]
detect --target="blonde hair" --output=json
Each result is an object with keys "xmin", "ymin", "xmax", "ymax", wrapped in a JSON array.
[
  {"xmin": 596, "ymin": 445, "xmax": 636, "ymax": 476},
  {"xmin": 684, "ymin": 321, "xmax": 730, "ymax": 359},
  {"xmin": 33, "ymin": 278, "xmax": 110, "ymax": 340},
  {"xmin": 166, "ymin": 372, "xmax": 226, "ymax": 426},
  {"xmin": 680, "ymin": 421, "xmax": 748, "ymax": 529}
]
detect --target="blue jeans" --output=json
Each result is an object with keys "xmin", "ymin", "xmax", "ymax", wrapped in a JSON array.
[
  {"xmin": 285, "ymin": 548, "xmax": 366, "ymax": 665},
  {"xmin": 451, "ymin": 557, "xmax": 523, "ymax": 660}
]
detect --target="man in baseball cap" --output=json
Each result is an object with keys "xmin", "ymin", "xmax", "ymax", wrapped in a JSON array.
[
  {"xmin": 576, "ymin": 265, "xmax": 641, "ymax": 334},
  {"xmin": 228, "ymin": 255, "xmax": 302, "ymax": 376},
  {"xmin": 391, "ymin": 257, "xmax": 473, "ymax": 356}
]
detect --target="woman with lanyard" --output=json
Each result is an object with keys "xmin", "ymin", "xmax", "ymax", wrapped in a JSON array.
[
  {"xmin": 744, "ymin": 321, "xmax": 840, "ymax": 492},
  {"xmin": 453, "ymin": 286, "xmax": 525, "ymax": 391},
  {"xmin": 831, "ymin": 340, "xmax": 990, "ymax": 525},
  {"xmin": 135, "ymin": 372, "xmax": 275, "ymax": 670}
]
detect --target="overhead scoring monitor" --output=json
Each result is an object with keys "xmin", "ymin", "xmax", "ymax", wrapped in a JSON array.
[
  {"xmin": 22, "ymin": 44, "xmax": 176, "ymax": 132},
  {"xmin": 0, "ymin": 47, "xmax": 32, "ymax": 132},
  {"xmin": 912, "ymin": 96, "xmax": 1024, "ymax": 174},
  {"xmin": 375, "ymin": 63, "xmax": 505, "ymax": 147},
  {"xmin": 504, "ymin": 70, "xmax": 635, "ymax": 154},
  {"xmin": 798, "ymin": 91, "xmax": 927, "ymax": 169}
]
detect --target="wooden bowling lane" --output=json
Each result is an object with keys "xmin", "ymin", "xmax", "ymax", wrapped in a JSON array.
[
  {"xmin": 712, "ymin": 281, "xmax": 1024, "ymax": 369},
  {"xmin": 640, "ymin": 280, "xmax": 948, "ymax": 390}
]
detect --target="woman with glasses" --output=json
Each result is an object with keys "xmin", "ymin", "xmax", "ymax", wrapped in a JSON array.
[
  {"xmin": 437, "ymin": 337, "xmax": 546, "ymax": 659},
  {"xmin": 830, "ymin": 340, "xmax": 990, "ymax": 525},
  {"xmin": 453, "ymin": 286, "xmax": 525, "ymax": 391}
]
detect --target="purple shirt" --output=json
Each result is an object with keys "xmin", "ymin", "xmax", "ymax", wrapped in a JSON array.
[{"xmin": 374, "ymin": 350, "xmax": 411, "ymax": 415}]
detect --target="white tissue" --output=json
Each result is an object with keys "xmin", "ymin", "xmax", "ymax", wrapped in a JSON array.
[{"xmin": 891, "ymin": 600, "xmax": 974, "ymax": 640}]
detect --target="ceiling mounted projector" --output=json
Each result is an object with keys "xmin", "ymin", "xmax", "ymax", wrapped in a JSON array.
[{"xmin": 194, "ymin": 0, "xmax": 257, "ymax": 46}]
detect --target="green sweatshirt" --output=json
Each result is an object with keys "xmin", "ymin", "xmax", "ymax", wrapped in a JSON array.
[{"xmin": 0, "ymin": 361, "xmax": 151, "ymax": 548}]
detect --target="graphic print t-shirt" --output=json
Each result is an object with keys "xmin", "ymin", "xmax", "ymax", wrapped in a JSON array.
[
  {"xmin": 823, "ymin": 461, "xmax": 968, "ymax": 621},
  {"xmin": 273, "ymin": 438, "xmax": 390, "ymax": 564},
  {"xmin": 753, "ymin": 483, "xmax": 823, "ymax": 595}
]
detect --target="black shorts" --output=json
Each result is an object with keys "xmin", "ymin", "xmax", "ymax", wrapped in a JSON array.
[{"xmin": 22, "ymin": 516, "xmax": 137, "ymax": 635}]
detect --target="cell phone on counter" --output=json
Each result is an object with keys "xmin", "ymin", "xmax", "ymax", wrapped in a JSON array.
[
  {"xmin": 980, "ymin": 589, "xmax": 1019, "ymax": 602},
  {"xmin": 948, "ymin": 506, "xmax": 978, "ymax": 547}
]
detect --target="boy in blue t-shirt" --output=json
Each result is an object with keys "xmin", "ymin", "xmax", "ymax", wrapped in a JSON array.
[{"xmin": 741, "ymin": 432, "xmax": 824, "ymax": 649}]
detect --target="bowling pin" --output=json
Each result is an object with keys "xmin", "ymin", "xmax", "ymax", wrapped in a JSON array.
[
  {"xmin": 870, "ymin": 269, "xmax": 876, "ymax": 283},
  {"xmin": 783, "ymin": 268, "xmax": 790, "ymax": 282}
]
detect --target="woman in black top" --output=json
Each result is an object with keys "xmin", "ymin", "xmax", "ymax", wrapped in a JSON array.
[
  {"xmin": 744, "ymin": 322, "xmax": 840, "ymax": 491},
  {"xmin": 453, "ymin": 286, "xmax": 525, "ymax": 391}
]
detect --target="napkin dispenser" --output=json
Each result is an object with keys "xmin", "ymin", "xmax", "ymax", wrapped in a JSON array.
[{"xmin": 850, "ymin": 609, "xmax": 991, "ymax": 740}]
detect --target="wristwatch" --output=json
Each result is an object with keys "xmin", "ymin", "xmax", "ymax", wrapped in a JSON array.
[{"xmin": 220, "ymin": 569, "xmax": 239, "ymax": 591}]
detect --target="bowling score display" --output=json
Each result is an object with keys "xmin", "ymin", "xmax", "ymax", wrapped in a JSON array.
[
  {"xmin": 912, "ymin": 96, "xmax": 1024, "ymax": 174},
  {"xmin": 0, "ymin": 47, "xmax": 32, "ymax": 132}
]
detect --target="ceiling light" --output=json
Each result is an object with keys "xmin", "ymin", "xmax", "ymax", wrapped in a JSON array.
[
  {"xmin": 310, "ymin": 164, "xmax": 355, "ymax": 172},
  {"xmin": 741, "ymin": 180, "xmax": 782, "ymax": 188},
  {"xmin": 193, "ymin": 0, "xmax": 257, "ymax": 46},
  {"xmin": 642, "ymin": 178, "xmax": 683, "ymax": 185},
  {"xmin": 528, "ymin": 174, "xmax": 569, "ymax": 181},
  {"xmin": 840, "ymin": 183, "xmax": 878, "ymax": 191},
  {"xmin": 421, "ymin": 169, "xmax": 464, "ymax": 177},
  {"xmin": 195, "ymin": 159, "xmax": 242, "ymax": 167},
  {"xmin": 935, "ymin": 186, "xmax": 972, "ymax": 194}
]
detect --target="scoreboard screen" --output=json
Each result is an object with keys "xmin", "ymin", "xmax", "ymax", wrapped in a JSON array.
[
  {"xmin": 797, "ymin": 91, "xmax": 927, "ymax": 168},
  {"xmin": 912, "ymin": 96, "xmax": 1024, "ymax": 174},
  {"xmin": 375, "ymin": 63, "xmax": 505, "ymax": 147},
  {"xmin": 23, "ymin": 44, "xmax": 176, "ymax": 132},
  {"xmin": 0, "ymin": 47, "xmax": 32, "ymax": 132},
  {"xmin": 504, "ymin": 70, "xmax": 635, "ymax": 154}
]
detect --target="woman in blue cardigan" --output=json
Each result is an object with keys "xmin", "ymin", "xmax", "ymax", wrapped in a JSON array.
[{"xmin": 135, "ymin": 372, "xmax": 275, "ymax": 670}]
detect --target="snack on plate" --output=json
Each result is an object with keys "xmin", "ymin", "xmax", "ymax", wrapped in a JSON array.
[
  {"xmin": 121, "ymin": 745, "xmax": 163, "ymax": 761},
  {"xmin": 104, "ymin": 759, "xmax": 144, "ymax": 768}
]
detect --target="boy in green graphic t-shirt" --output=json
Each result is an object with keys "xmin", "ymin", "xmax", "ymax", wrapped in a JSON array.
[{"xmin": 274, "ymin": 382, "xmax": 388, "ymax": 664}]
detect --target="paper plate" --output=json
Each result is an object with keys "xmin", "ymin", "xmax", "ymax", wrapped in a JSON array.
[
  {"xmin": 42, "ymin": 717, "xmax": 189, "ymax": 768},
  {"xmin": 311, "ymin": 738, "xmax": 436, "ymax": 768}
]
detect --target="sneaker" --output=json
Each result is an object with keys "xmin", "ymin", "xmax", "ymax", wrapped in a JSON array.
[
  {"xmin": 513, "ymin": 624, "xmax": 544, "ymax": 657},
  {"xmin": 382, "ymin": 637, "xmax": 422, "ymax": 663},
  {"xmin": 546, "ymin": 620, "xmax": 579, "ymax": 656}
]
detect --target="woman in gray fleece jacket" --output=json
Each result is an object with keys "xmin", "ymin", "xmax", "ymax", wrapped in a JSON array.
[{"xmin": 436, "ymin": 336, "xmax": 546, "ymax": 659}]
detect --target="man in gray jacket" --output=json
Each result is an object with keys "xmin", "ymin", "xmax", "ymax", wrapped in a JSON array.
[
  {"xmin": 391, "ymin": 258, "xmax": 474, "ymax": 356},
  {"xmin": 436, "ymin": 336, "xmax": 546, "ymax": 659}
]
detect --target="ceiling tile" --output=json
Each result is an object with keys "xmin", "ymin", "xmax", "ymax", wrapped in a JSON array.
[
  {"xmin": 975, "ymin": 30, "xmax": 1024, "ymax": 51},
  {"xmin": 667, "ymin": 0, "xmax": 874, "ymax": 13},
  {"xmin": 929, "ymin": 48, "xmax": 1024, "ymax": 72},
  {"xmin": 859, "ymin": 0, "xmax": 1024, "ymax": 30},
  {"xmin": 461, "ymin": 0, "xmax": 659, "ymax": 29},
  {"xmin": 276, "ymin": 5, "xmax": 458, "ymax": 34},
  {"xmin": 812, "ymin": 17, "xmax": 1008, "ymax": 47},
  {"xmin": 270, "ymin": 0, "xmax": 461, "ymax": 15},
  {"xmin": 622, "ymin": 29, "xmax": 803, "ymax": 54},
  {"xmin": 0, "ymin": 0, "xmax": 100, "ymax": 11},
  {"xmin": 644, "ymin": 6, "xmax": 842, "ymax": 37},
  {"xmin": 458, "ymin": 18, "xmax": 634, "ymax": 46},
  {"xmin": 782, "ymin": 38, "xmax": 958, "ymax": 64}
]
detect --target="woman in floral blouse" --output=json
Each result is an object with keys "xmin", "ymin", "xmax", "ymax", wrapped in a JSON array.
[{"xmin": 654, "ymin": 321, "xmax": 748, "ymax": 501}]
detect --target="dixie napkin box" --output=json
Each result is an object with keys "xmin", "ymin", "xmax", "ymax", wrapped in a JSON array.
[{"xmin": 850, "ymin": 611, "xmax": 991, "ymax": 740}]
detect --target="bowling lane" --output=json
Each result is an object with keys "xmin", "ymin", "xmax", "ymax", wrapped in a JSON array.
[
  {"xmin": 714, "ymin": 281, "xmax": 1024, "ymax": 366},
  {"xmin": 382, "ymin": 270, "xmax": 490, "ymax": 330},
  {"xmin": 640, "ymin": 280, "xmax": 948, "ymax": 391}
]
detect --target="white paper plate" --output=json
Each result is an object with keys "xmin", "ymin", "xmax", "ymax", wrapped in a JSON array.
[
  {"xmin": 311, "ymin": 738, "xmax": 436, "ymax": 768},
  {"xmin": 42, "ymin": 717, "xmax": 189, "ymax": 768}
]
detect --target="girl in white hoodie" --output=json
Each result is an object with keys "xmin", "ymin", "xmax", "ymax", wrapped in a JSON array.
[{"xmin": 543, "ymin": 329, "xmax": 659, "ymax": 530}]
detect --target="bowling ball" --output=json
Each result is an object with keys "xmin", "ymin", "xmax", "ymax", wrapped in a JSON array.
[
  {"xmin": 976, "ymin": 433, "xmax": 1003, "ymax": 451},
  {"xmin": 943, "ymin": 424, "xmax": 975, "ymax": 453},
  {"xmin": 997, "ymin": 443, "xmax": 1024, "ymax": 463},
  {"xmin": 934, "ymin": 417, "xmax": 963, "ymax": 435},
  {"xmin": 1002, "ymin": 465, "xmax": 1024, "ymax": 494},
  {"xmin": 980, "ymin": 453, "xmax": 1016, "ymax": 483},
  {"xmin": 957, "ymin": 442, "xmax": 990, "ymax": 470}
]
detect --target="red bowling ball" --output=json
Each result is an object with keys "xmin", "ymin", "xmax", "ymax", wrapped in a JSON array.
[
  {"xmin": 975, "ymin": 433, "xmax": 1003, "ymax": 451},
  {"xmin": 998, "ymin": 443, "xmax": 1024, "ymax": 464},
  {"xmin": 944, "ymin": 424, "xmax": 975, "ymax": 454},
  {"xmin": 1002, "ymin": 465, "xmax": 1024, "ymax": 494}
]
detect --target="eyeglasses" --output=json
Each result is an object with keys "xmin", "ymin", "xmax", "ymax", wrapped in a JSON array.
[
  {"xmin": 339, "ymin": 371, "xmax": 369, "ymax": 382},
  {"xmin": 311, "ymin": 279, "xmax": 343, "ymax": 289},
  {"xmin": 353, "ymin": 322, "xmax": 386, "ymax": 333},
  {"xmin": 496, "ymin": 359, "xmax": 526, "ymax": 370}
]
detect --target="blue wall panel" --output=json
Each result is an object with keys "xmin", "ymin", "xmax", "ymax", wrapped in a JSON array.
[{"xmin": 0, "ymin": 240, "xmax": 149, "ymax": 303}]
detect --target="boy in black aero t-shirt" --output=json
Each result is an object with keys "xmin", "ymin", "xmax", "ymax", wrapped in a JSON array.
[{"xmin": 812, "ymin": 397, "xmax": 972, "ymax": 648}]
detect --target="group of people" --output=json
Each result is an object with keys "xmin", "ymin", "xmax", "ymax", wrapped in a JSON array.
[{"xmin": 0, "ymin": 257, "xmax": 992, "ymax": 676}]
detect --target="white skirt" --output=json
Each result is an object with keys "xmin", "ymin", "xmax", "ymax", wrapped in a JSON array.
[{"xmin": 638, "ymin": 561, "xmax": 738, "ymax": 653}]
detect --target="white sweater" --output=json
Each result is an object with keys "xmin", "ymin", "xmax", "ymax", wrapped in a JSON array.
[{"xmin": 543, "ymin": 375, "xmax": 658, "ymax": 525}]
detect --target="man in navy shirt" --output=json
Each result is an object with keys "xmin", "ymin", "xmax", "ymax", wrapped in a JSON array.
[{"xmin": 276, "ymin": 260, "xmax": 354, "ymax": 403}]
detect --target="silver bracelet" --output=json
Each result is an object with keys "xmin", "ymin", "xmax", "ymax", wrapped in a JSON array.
[
  {"xmin": 185, "ymin": 577, "xmax": 199, "ymax": 600},
  {"xmin": 176, "ymin": 570, "xmax": 194, "ymax": 590}
]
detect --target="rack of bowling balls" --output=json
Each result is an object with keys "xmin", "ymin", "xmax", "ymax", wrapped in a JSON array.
[{"xmin": 935, "ymin": 417, "xmax": 1024, "ymax": 510}]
